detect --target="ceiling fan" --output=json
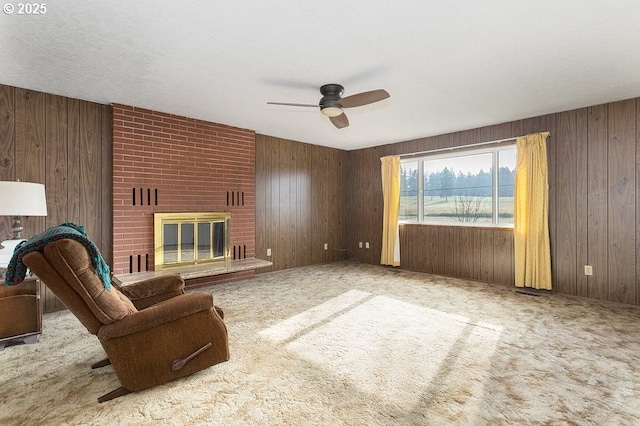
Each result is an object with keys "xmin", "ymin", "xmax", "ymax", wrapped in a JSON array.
[{"xmin": 267, "ymin": 84, "xmax": 390, "ymax": 129}]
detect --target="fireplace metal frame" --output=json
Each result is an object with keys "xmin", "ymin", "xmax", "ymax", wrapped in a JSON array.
[{"xmin": 153, "ymin": 212, "xmax": 231, "ymax": 270}]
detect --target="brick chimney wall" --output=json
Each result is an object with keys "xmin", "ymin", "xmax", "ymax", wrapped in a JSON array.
[{"xmin": 112, "ymin": 104, "xmax": 256, "ymax": 286}]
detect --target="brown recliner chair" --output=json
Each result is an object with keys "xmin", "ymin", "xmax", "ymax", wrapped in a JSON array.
[{"xmin": 22, "ymin": 238, "xmax": 229, "ymax": 403}]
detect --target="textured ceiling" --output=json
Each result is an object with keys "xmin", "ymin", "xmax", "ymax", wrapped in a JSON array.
[{"xmin": 2, "ymin": 1, "xmax": 640, "ymax": 150}]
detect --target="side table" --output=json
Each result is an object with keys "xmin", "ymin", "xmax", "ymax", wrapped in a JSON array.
[{"xmin": 0, "ymin": 275, "xmax": 42, "ymax": 350}]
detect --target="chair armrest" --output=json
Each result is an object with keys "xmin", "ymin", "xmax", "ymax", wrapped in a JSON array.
[
  {"xmin": 117, "ymin": 274, "xmax": 185, "ymax": 300},
  {"xmin": 97, "ymin": 292, "xmax": 214, "ymax": 340}
]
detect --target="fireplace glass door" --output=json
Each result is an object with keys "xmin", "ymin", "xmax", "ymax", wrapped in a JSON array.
[{"xmin": 154, "ymin": 212, "xmax": 231, "ymax": 269}]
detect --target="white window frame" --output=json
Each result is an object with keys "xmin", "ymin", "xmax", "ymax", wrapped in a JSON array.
[{"xmin": 400, "ymin": 144, "xmax": 516, "ymax": 228}]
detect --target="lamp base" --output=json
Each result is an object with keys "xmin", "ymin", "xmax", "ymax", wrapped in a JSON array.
[
  {"xmin": 0, "ymin": 239, "xmax": 25, "ymax": 268},
  {"xmin": 10, "ymin": 215, "xmax": 24, "ymax": 239}
]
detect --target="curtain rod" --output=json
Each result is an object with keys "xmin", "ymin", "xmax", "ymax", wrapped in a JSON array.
[{"xmin": 399, "ymin": 135, "xmax": 535, "ymax": 159}]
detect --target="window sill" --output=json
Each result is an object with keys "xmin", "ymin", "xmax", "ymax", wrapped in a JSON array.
[{"xmin": 399, "ymin": 222, "xmax": 514, "ymax": 230}]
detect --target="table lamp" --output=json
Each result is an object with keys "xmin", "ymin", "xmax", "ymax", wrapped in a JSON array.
[{"xmin": 0, "ymin": 181, "xmax": 48, "ymax": 268}]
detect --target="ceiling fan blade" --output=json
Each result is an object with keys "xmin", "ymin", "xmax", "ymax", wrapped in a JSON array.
[
  {"xmin": 340, "ymin": 89, "xmax": 390, "ymax": 108},
  {"xmin": 330, "ymin": 113, "xmax": 349, "ymax": 129},
  {"xmin": 267, "ymin": 102, "xmax": 318, "ymax": 108}
]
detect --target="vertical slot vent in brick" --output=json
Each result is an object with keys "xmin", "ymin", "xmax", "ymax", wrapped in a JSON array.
[
  {"xmin": 227, "ymin": 191, "xmax": 245, "ymax": 206},
  {"xmin": 132, "ymin": 188, "xmax": 158, "ymax": 206},
  {"xmin": 129, "ymin": 254, "xmax": 151, "ymax": 273},
  {"xmin": 232, "ymin": 245, "xmax": 247, "ymax": 260}
]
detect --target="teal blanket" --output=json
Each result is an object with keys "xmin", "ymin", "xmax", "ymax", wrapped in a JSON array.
[{"xmin": 4, "ymin": 222, "xmax": 111, "ymax": 289}]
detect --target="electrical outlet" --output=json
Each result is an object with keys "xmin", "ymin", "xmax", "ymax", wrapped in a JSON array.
[
  {"xmin": 365, "ymin": 242, "xmax": 370, "ymax": 249},
  {"xmin": 324, "ymin": 243, "xmax": 328, "ymax": 250},
  {"xmin": 584, "ymin": 265, "xmax": 593, "ymax": 276},
  {"xmin": 267, "ymin": 248, "xmax": 271, "ymax": 257},
  {"xmin": 359, "ymin": 242, "xmax": 363, "ymax": 248}
]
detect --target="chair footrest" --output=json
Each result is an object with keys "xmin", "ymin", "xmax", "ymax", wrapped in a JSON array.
[
  {"xmin": 91, "ymin": 357, "xmax": 111, "ymax": 369},
  {"xmin": 98, "ymin": 386, "xmax": 131, "ymax": 403}
]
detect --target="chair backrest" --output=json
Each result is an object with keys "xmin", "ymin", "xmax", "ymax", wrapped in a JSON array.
[{"xmin": 23, "ymin": 239, "xmax": 137, "ymax": 335}]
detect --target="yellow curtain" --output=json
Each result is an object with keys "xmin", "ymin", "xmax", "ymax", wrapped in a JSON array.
[
  {"xmin": 514, "ymin": 132, "xmax": 552, "ymax": 289},
  {"xmin": 380, "ymin": 155, "xmax": 401, "ymax": 266}
]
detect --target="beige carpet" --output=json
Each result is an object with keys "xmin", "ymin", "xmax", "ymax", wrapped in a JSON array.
[{"xmin": 2, "ymin": 262, "xmax": 640, "ymax": 425}]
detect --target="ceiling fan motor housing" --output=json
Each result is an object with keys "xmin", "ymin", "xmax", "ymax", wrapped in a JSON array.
[
  {"xmin": 320, "ymin": 84, "xmax": 344, "ymax": 116},
  {"xmin": 267, "ymin": 83, "xmax": 389, "ymax": 126}
]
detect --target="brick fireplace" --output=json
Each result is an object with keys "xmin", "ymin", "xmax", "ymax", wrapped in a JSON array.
[{"xmin": 112, "ymin": 104, "xmax": 256, "ymax": 287}]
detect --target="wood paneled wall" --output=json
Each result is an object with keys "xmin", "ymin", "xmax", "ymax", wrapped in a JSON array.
[
  {"xmin": 5, "ymin": 82, "xmax": 639, "ymax": 308},
  {"xmin": 0, "ymin": 84, "xmax": 112, "ymax": 312},
  {"xmin": 255, "ymin": 135, "xmax": 349, "ymax": 271},
  {"xmin": 345, "ymin": 98, "xmax": 640, "ymax": 306},
  {"xmin": 399, "ymin": 225, "xmax": 514, "ymax": 285}
]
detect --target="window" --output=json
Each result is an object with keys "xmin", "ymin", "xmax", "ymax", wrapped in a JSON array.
[{"xmin": 400, "ymin": 145, "xmax": 516, "ymax": 226}]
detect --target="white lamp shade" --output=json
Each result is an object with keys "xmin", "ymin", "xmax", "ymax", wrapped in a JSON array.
[{"xmin": 0, "ymin": 181, "xmax": 48, "ymax": 216}]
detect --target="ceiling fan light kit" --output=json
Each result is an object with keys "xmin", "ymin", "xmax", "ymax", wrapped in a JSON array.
[
  {"xmin": 321, "ymin": 106, "xmax": 343, "ymax": 117},
  {"xmin": 268, "ymin": 83, "xmax": 389, "ymax": 129}
]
